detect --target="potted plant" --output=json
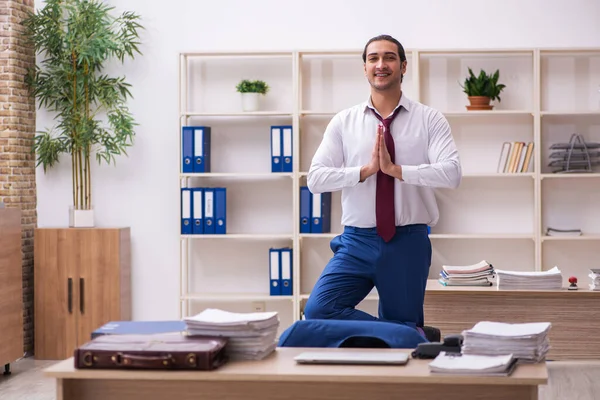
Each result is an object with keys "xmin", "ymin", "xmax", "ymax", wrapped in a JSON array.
[
  {"xmin": 23, "ymin": 0, "xmax": 143, "ymax": 227},
  {"xmin": 236, "ymin": 79, "xmax": 269, "ymax": 112},
  {"xmin": 460, "ymin": 68, "xmax": 506, "ymax": 110}
]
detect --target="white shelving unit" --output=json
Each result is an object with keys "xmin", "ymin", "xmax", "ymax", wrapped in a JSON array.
[{"xmin": 178, "ymin": 47, "xmax": 600, "ymax": 335}]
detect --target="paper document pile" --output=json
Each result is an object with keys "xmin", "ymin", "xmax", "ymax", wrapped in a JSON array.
[
  {"xmin": 461, "ymin": 321, "xmax": 551, "ymax": 363},
  {"xmin": 184, "ymin": 308, "xmax": 279, "ymax": 360},
  {"xmin": 429, "ymin": 352, "xmax": 517, "ymax": 376},
  {"xmin": 589, "ymin": 269, "xmax": 600, "ymax": 291},
  {"xmin": 495, "ymin": 266, "xmax": 563, "ymax": 290},
  {"xmin": 438, "ymin": 260, "xmax": 494, "ymax": 286}
]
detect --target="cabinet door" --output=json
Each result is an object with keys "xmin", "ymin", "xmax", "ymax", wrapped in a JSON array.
[
  {"xmin": 0, "ymin": 209, "xmax": 23, "ymax": 365},
  {"xmin": 34, "ymin": 229, "xmax": 78, "ymax": 360},
  {"xmin": 76, "ymin": 229, "xmax": 124, "ymax": 347}
]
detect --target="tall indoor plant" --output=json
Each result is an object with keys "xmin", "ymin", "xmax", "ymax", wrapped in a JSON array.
[{"xmin": 23, "ymin": 0, "xmax": 143, "ymax": 227}]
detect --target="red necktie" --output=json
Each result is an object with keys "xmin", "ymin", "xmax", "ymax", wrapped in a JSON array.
[{"xmin": 372, "ymin": 106, "xmax": 401, "ymax": 242}]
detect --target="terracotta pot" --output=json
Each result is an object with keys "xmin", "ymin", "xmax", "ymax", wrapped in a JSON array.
[{"xmin": 466, "ymin": 96, "xmax": 493, "ymax": 110}]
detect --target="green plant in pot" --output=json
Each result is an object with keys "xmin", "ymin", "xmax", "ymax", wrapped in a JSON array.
[
  {"xmin": 460, "ymin": 68, "xmax": 506, "ymax": 110},
  {"xmin": 236, "ymin": 79, "xmax": 269, "ymax": 112},
  {"xmin": 23, "ymin": 0, "xmax": 143, "ymax": 227}
]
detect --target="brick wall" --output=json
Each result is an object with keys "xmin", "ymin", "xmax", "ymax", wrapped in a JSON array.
[{"xmin": 0, "ymin": 0, "xmax": 37, "ymax": 356}]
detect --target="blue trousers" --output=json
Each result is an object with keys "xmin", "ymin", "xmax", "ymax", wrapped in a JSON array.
[{"xmin": 303, "ymin": 224, "xmax": 431, "ymax": 329}]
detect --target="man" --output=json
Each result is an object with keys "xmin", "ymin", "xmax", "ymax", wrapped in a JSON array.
[{"xmin": 304, "ymin": 34, "xmax": 462, "ymax": 337}]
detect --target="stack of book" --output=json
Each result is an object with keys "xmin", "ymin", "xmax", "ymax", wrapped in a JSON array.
[
  {"xmin": 438, "ymin": 260, "xmax": 495, "ymax": 286},
  {"xmin": 589, "ymin": 269, "xmax": 600, "ymax": 291},
  {"xmin": 495, "ymin": 266, "xmax": 563, "ymax": 290},
  {"xmin": 461, "ymin": 321, "xmax": 551, "ymax": 363},
  {"xmin": 184, "ymin": 308, "xmax": 279, "ymax": 360},
  {"xmin": 429, "ymin": 352, "xmax": 517, "ymax": 376}
]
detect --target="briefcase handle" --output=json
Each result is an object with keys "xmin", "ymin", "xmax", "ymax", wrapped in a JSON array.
[{"xmin": 110, "ymin": 352, "xmax": 177, "ymax": 368}]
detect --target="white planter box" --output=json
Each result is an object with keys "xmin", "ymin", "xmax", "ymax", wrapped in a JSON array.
[
  {"xmin": 69, "ymin": 206, "xmax": 95, "ymax": 228},
  {"xmin": 241, "ymin": 92, "xmax": 261, "ymax": 112}
]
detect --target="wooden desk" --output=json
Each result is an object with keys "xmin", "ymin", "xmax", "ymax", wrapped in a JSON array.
[
  {"xmin": 45, "ymin": 348, "xmax": 547, "ymax": 400},
  {"xmin": 424, "ymin": 279, "xmax": 600, "ymax": 360}
]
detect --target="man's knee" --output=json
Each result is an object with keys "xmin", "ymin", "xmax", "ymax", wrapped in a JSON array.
[{"xmin": 303, "ymin": 296, "xmax": 339, "ymax": 320}]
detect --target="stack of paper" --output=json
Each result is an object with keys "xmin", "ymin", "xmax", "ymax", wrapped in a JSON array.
[
  {"xmin": 495, "ymin": 266, "xmax": 563, "ymax": 290},
  {"xmin": 461, "ymin": 321, "xmax": 551, "ymax": 363},
  {"xmin": 438, "ymin": 260, "xmax": 494, "ymax": 286},
  {"xmin": 429, "ymin": 352, "xmax": 517, "ymax": 376},
  {"xmin": 589, "ymin": 269, "xmax": 600, "ymax": 291},
  {"xmin": 184, "ymin": 308, "xmax": 279, "ymax": 360}
]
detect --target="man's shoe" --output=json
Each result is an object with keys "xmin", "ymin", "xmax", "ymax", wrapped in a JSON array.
[{"xmin": 422, "ymin": 326, "xmax": 441, "ymax": 342}]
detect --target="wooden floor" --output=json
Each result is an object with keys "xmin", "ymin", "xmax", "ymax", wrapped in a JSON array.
[{"xmin": 1, "ymin": 357, "xmax": 600, "ymax": 399}]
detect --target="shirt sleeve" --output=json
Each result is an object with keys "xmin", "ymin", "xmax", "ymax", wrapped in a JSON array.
[
  {"xmin": 400, "ymin": 110, "xmax": 462, "ymax": 188},
  {"xmin": 307, "ymin": 114, "xmax": 362, "ymax": 194}
]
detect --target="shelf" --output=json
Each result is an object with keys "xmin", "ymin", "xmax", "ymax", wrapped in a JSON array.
[
  {"xmin": 300, "ymin": 111, "xmax": 337, "ymax": 116},
  {"xmin": 429, "ymin": 234, "xmax": 534, "ymax": 239},
  {"xmin": 443, "ymin": 110, "xmax": 533, "ymax": 117},
  {"xmin": 181, "ymin": 172, "xmax": 293, "ymax": 179},
  {"xmin": 541, "ymin": 173, "xmax": 600, "ymax": 179},
  {"xmin": 541, "ymin": 235, "xmax": 600, "ymax": 241},
  {"xmin": 299, "ymin": 233, "xmax": 339, "ymax": 239},
  {"xmin": 181, "ymin": 234, "xmax": 293, "ymax": 240},
  {"xmin": 182, "ymin": 294, "xmax": 293, "ymax": 302},
  {"xmin": 182, "ymin": 111, "xmax": 293, "ymax": 117},
  {"xmin": 541, "ymin": 111, "xmax": 600, "ymax": 116},
  {"xmin": 462, "ymin": 173, "xmax": 534, "ymax": 178},
  {"xmin": 183, "ymin": 51, "xmax": 293, "ymax": 58}
]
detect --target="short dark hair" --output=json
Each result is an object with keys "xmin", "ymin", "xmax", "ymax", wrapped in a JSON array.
[{"xmin": 362, "ymin": 34, "xmax": 407, "ymax": 63}]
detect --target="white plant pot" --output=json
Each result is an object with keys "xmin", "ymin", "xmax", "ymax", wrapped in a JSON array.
[
  {"xmin": 241, "ymin": 92, "xmax": 261, "ymax": 112},
  {"xmin": 69, "ymin": 206, "xmax": 95, "ymax": 228}
]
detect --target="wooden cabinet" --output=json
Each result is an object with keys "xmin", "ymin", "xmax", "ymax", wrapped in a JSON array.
[
  {"xmin": 0, "ymin": 208, "xmax": 24, "ymax": 370},
  {"xmin": 34, "ymin": 228, "xmax": 131, "ymax": 360}
]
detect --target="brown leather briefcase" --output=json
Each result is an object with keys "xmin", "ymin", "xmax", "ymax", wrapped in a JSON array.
[{"xmin": 74, "ymin": 333, "xmax": 228, "ymax": 371}]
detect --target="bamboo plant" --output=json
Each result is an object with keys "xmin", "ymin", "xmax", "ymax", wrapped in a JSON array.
[{"xmin": 23, "ymin": 0, "xmax": 143, "ymax": 210}]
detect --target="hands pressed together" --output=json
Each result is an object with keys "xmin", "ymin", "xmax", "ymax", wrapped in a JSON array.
[{"xmin": 360, "ymin": 124, "xmax": 401, "ymax": 182}]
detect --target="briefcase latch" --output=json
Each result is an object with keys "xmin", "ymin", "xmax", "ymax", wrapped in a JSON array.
[{"xmin": 187, "ymin": 353, "xmax": 197, "ymax": 367}]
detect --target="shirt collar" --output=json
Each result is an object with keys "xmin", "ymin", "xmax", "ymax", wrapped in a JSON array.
[{"xmin": 363, "ymin": 93, "xmax": 411, "ymax": 118}]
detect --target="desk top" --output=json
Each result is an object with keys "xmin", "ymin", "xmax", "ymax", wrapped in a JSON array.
[
  {"xmin": 425, "ymin": 279, "xmax": 600, "ymax": 297},
  {"xmin": 44, "ymin": 347, "xmax": 548, "ymax": 386}
]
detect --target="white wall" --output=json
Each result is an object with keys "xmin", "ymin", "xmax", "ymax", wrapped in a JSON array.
[{"xmin": 35, "ymin": 0, "xmax": 600, "ymax": 321}]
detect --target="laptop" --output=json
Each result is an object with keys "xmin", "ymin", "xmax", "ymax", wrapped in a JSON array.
[{"xmin": 294, "ymin": 351, "xmax": 410, "ymax": 365}]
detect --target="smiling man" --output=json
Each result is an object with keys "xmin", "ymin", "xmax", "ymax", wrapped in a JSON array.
[{"xmin": 304, "ymin": 34, "xmax": 462, "ymax": 339}]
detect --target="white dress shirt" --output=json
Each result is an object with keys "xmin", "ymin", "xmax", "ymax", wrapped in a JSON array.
[{"xmin": 307, "ymin": 94, "xmax": 462, "ymax": 228}]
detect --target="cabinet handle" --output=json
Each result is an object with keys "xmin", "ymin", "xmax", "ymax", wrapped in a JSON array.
[
  {"xmin": 80, "ymin": 278, "xmax": 85, "ymax": 314},
  {"xmin": 67, "ymin": 278, "xmax": 73, "ymax": 313}
]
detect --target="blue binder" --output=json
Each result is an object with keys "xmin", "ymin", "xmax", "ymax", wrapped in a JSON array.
[
  {"xmin": 181, "ymin": 188, "xmax": 192, "ymax": 234},
  {"xmin": 192, "ymin": 187, "xmax": 204, "ymax": 234},
  {"xmin": 192, "ymin": 126, "xmax": 211, "ymax": 173},
  {"xmin": 214, "ymin": 187, "xmax": 226, "ymax": 234},
  {"xmin": 280, "ymin": 247, "xmax": 293, "ymax": 295},
  {"xmin": 181, "ymin": 127, "xmax": 194, "ymax": 173},
  {"xmin": 299, "ymin": 186, "xmax": 312, "ymax": 233},
  {"xmin": 281, "ymin": 125, "xmax": 293, "ymax": 173},
  {"xmin": 91, "ymin": 321, "xmax": 187, "ymax": 339},
  {"xmin": 311, "ymin": 191, "xmax": 332, "ymax": 233},
  {"xmin": 203, "ymin": 188, "xmax": 215, "ymax": 234},
  {"xmin": 269, "ymin": 248, "xmax": 281, "ymax": 295},
  {"xmin": 270, "ymin": 126, "xmax": 282, "ymax": 172}
]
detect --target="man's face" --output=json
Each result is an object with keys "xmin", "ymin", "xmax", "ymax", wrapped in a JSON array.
[{"xmin": 364, "ymin": 40, "xmax": 406, "ymax": 92}]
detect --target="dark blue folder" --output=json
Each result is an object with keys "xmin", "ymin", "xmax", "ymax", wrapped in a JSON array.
[{"xmin": 91, "ymin": 320, "xmax": 187, "ymax": 339}]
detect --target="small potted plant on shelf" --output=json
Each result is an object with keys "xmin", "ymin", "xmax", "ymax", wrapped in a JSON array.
[
  {"xmin": 236, "ymin": 79, "xmax": 269, "ymax": 112},
  {"xmin": 460, "ymin": 67, "xmax": 506, "ymax": 110}
]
